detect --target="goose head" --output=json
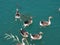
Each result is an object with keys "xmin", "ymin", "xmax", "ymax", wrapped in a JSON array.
[
  {"xmin": 20, "ymin": 28, "xmax": 22, "ymax": 30},
  {"xmin": 29, "ymin": 16, "xmax": 32, "ymax": 21},
  {"xmin": 48, "ymin": 16, "xmax": 53, "ymax": 24},
  {"xmin": 16, "ymin": 8, "xmax": 19, "ymax": 12},
  {"xmin": 15, "ymin": 8, "xmax": 20, "ymax": 19},
  {"xmin": 39, "ymin": 32, "xmax": 43, "ymax": 35},
  {"xmin": 49, "ymin": 16, "xmax": 53, "ymax": 20},
  {"xmin": 29, "ymin": 17, "xmax": 33, "ymax": 24},
  {"xmin": 16, "ymin": 8, "xmax": 20, "ymax": 16}
]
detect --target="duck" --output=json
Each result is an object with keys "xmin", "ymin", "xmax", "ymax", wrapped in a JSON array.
[
  {"xmin": 30, "ymin": 32, "xmax": 43, "ymax": 40},
  {"xmin": 20, "ymin": 28, "xmax": 29, "ymax": 38},
  {"xmin": 40, "ymin": 16, "xmax": 53, "ymax": 27},
  {"xmin": 16, "ymin": 38, "xmax": 25, "ymax": 45},
  {"xmin": 15, "ymin": 8, "xmax": 21, "ymax": 21},
  {"xmin": 23, "ymin": 17, "xmax": 33, "ymax": 28}
]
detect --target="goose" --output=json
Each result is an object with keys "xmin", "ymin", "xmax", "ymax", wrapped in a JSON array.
[
  {"xmin": 40, "ymin": 16, "xmax": 52, "ymax": 27},
  {"xmin": 15, "ymin": 8, "xmax": 21, "ymax": 21},
  {"xmin": 23, "ymin": 17, "xmax": 33, "ymax": 28},
  {"xmin": 16, "ymin": 38, "xmax": 25, "ymax": 45},
  {"xmin": 30, "ymin": 32, "xmax": 43, "ymax": 40},
  {"xmin": 20, "ymin": 28, "xmax": 29, "ymax": 38}
]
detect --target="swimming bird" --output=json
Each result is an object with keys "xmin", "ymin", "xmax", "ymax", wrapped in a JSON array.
[
  {"xmin": 23, "ymin": 17, "xmax": 33, "ymax": 28},
  {"xmin": 15, "ymin": 8, "xmax": 21, "ymax": 21},
  {"xmin": 30, "ymin": 32, "xmax": 43, "ymax": 40},
  {"xmin": 40, "ymin": 16, "xmax": 52, "ymax": 27},
  {"xmin": 20, "ymin": 28, "xmax": 29, "ymax": 38}
]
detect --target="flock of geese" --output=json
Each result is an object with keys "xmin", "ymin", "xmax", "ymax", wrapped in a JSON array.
[
  {"xmin": 15, "ymin": 8, "xmax": 53, "ymax": 27},
  {"xmin": 14, "ymin": 8, "xmax": 53, "ymax": 45},
  {"xmin": 20, "ymin": 28, "xmax": 43, "ymax": 40},
  {"xmin": 4, "ymin": 8, "xmax": 53, "ymax": 45}
]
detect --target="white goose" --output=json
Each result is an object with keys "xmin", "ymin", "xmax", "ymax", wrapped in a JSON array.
[
  {"xmin": 20, "ymin": 28, "xmax": 29, "ymax": 38},
  {"xmin": 40, "ymin": 16, "xmax": 52, "ymax": 27},
  {"xmin": 23, "ymin": 17, "xmax": 33, "ymax": 28},
  {"xmin": 30, "ymin": 32, "xmax": 43, "ymax": 40},
  {"xmin": 16, "ymin": 38, "xmax": 25, "ymax": 45},
  {"xmin": 15, "ymin": 8, "xmax": 21, "ymax": 21}
]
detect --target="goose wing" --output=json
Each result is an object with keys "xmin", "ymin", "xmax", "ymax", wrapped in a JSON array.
[{"xmin": 41, "ymin": 21, "xmax": 48, "ymax": 24}]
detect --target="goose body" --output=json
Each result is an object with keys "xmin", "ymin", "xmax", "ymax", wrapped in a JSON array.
[
  {"xmin": 40, "ymin": 16, "xmax": 52, "ymax": 27},
  {"xmin": 30, "ymin": 32, "xmax": 43, "ymax": 40},
  {"xmin": 20, "ymin": 28, "xmax": 29, "ymax": 37}
]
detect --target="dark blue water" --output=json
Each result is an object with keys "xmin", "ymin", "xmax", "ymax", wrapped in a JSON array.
[{"xmin": 0, "ymin": 0, "xmax": 60, "ymax": 45}]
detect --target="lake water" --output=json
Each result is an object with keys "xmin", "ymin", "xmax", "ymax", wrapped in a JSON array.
[{"xmin": 0, "ymin": 0, "xmax": 60, "ymax": 45}]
